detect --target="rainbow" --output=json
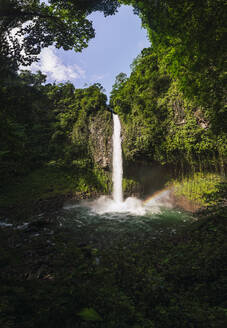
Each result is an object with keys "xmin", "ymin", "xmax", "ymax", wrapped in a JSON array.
[{"xmin": 143, "ymin": 188, "xmax": 172, "ymax": 206}]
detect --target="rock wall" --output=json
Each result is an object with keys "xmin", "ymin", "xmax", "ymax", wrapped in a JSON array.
[{"xmin": 88, "ymin": 111, "xmax": 113, "ymax": 170}]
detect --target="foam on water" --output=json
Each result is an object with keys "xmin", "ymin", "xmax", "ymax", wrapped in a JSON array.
[
  {"xmin": 88, "ymin": 196, "xmax": 147, "ymax": 215},
  {"xmin": 86, "ymin": 189, "xmax": 173, "ymax": 216}
]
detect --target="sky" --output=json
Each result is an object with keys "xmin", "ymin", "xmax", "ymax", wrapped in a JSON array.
[{"xmin": 30, "ymin": 5, "xmax": 150, "ymax": 98}]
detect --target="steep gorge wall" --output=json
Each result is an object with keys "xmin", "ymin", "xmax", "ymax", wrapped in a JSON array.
[{"xmin": 88, "ymin": 111, "xmax": 113, "ymax": 170}]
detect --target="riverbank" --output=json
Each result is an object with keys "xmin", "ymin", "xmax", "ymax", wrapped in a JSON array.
[
  {"xmin": 0, "ymin": 200, "xmax": 226, "ymax": 328},
  {"xmin": 0, "ymin": 165, "xmax": 110, "ymax": 221},
  {"xmin": 1, "ymin": 164, "xmax": 226, "ymax": 327},
  {"xmin": 0, "ymin": 165, "xmax": 225, "ymax": 222}
]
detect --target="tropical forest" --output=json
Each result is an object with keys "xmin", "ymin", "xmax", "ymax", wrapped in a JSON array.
[{"xmin": 0, "ymin": 0, "xmax": 226, "ymax": 327}]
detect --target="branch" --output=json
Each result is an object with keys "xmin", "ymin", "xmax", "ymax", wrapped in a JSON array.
[{"xmin": 0, "ymin": 10, "xmax": 54, "ymax": 20}]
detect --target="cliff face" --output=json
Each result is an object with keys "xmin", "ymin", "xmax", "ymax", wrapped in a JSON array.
[{"xmin": 88, "ymin": 111, "xmax": 113, "ymax": 170}]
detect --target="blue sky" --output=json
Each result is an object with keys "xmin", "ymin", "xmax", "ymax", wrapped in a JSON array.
[{"xmin": 31, "ymin": 5, "xmax": 150, "ymax": 98}]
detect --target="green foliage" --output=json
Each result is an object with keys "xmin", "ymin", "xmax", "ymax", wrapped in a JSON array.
[
  {"xmin": 110, "ymin": 48, "xmax": 171, "ymax": 162},
  {"xmin": 1, "ymin": 0, "xmax": 226, "ymax": 211},
  {"xmin": 122, "ymin": 178, "xmax": 139, "ymax": 193},
  {"xmin": 92, "ymin": 167, "xmax": 110, "ymax": 193},
  {"xmin": 0, "ymin": 165, "xmax": 110, "ymax": 210},
  {"xmin": 0, "ymin": 70, "xmax": 54, "ymax": 183},
  {"xmin": 0, "ymin": 0, "xmax": 120, "ymax": 69},
  {"xmin": 170, "ymin": 172, "xmax": 223, "ymax": 206},
  {"xmin": 0, "ymin": 68, "xmax": 111, "ymax": 203},
  {"xmin": 77, "ymin": 308, "xmax": 102, "ymax": 321},
  {"xmin": 0, "ymin": 3, "xmax": 226, "ymax": 327},
  {"xmin": 0, "ymin": 206, "xmax": 227, "ymax": 327},
  {"xmin": 120, "ymin": 0, "xmax": 226, "ymax": 123},
  {"xmin": 111, "ymin": 47, "xmax": 226, "ymax": 171}
]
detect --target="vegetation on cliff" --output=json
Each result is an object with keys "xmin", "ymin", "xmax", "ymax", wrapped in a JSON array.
[
  {"xmin": 110, "ymin": 47, "xmax": 226, "ymax": 170},
  {"xmin": 120, "ymin": 0, "xmax": 226, "ymax": 120},
  {"xmin": 0, "ymin": 69, "xmax": 112, "ymax": 211},
  {"xmin": 0, "ymin": 1, "xmax": 226, "ymax": 327},
  {"xmin": 1, "ymin": 0, "xmax": 226, "ymax": 206},
  {"xmin": 114, "ymin": 0, "xmax": 226, "ymax": 181},
  {"xmin": 0, "ymin": 0, "xmax": 119, "ymax": 207}
]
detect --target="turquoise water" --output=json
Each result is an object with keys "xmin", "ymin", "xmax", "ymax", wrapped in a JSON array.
[{"xmin": 57, "ymin": 200, "xmax": 194, "ymax": 247}]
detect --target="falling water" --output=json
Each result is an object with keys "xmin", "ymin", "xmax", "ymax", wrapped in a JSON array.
[
  {"xmin": 112, "ymin": 114, "xmax": 123, "ymax": 203},
  {"xmin": 78, "ymin": 113, "xmax": 173, "ymax": 214}
]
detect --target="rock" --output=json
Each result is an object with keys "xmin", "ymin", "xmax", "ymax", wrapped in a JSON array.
[
  {"xmin": 170, "ymin": 192, "xmax": 201, "ymax": 212},
  {"xmin": 89, "ymin": 111, "xmax": 113, "ymax": 170}
]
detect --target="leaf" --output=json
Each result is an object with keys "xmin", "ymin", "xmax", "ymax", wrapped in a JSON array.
[{"xmin": 77, "ymin": 308, "xmax": 102, "ymax": 321}]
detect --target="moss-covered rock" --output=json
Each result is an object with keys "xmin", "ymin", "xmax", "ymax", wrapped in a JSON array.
[{"xmin": 88, "ymin": 110, "xmax": 113, "ymax": 170}]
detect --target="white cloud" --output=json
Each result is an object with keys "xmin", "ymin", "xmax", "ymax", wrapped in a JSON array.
[
  {"xmin": 11, "ymin": 24, "xmax": 85, "ymax": 82},
  {"xmin": 31, "ymin": 47, "xmax": 86, "ymax": 82}
]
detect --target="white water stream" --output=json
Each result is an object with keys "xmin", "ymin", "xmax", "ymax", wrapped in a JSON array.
[
  {"xmin": 85, "ymin": 114, "xmax": 173, "ymax": 215},
  {"xmin": 65, "ymin": 114, "xmax": 173, "ymax": 215},
  {"xmin": 112, "ymin": 114, "xmax": 123, "ymax": 203}
]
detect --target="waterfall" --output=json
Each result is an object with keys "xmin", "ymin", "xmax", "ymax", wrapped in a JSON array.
[
  {"xmin": 112, "ymin": 114, "xmax": 123, "ymax": 203},
  {"xmin": 88, "ymin": 113, "xmax": 171, "ymax": 214}
]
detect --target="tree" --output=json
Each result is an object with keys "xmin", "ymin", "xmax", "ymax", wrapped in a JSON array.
[
  {"xmin": 19, "ymin": 70, "xmax": 46, "ymax": 87},
  {"xmin": 0, "ymin": 0, "xmax": 120, "ymax": 69},
  {"xmin": 110, "ymin": 73, "xmax": 127, "ymax": 96},
  {"xmin": 120, "ymin": 0, "xmax": 226, "ymax": 122},
  {"xmin": 110, "ymin": 46, "xmax": 226, "ymax": 168}
]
